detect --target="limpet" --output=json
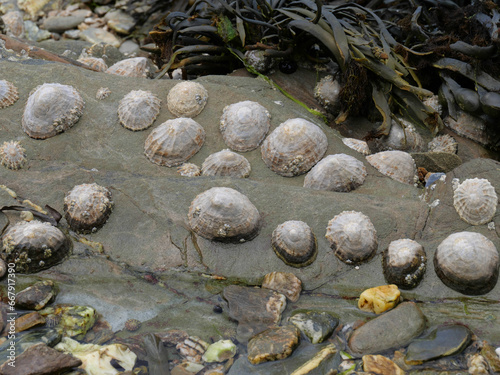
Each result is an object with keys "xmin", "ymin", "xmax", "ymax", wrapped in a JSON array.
[
  {"xmin": 167, "ymin": 81, "xmax": 208, "ymax": 118},
  {"xmin": 385, "ymin": 119, "xmax": 425, "ymax": 152},
  {"xmin": 77, "ymin": 56, "xmax": 108, "ymax": 72},
  {"xmin": 453, "ymin": 178, "xmax": 497, "ymax": 225},
  {"xmin": 366, "ymin": 150, "xmax": 416, "ymax": 185},
  {"xmin": 0, "ymin": 79, "xmax": 19, "ymax": 109},
  {"xmin": 106, "ymin": 57, "xmax": 156, "ymax": 78},
  {"xmin": 314, "ymin": 75, "xmax": 342, "ymax": 114},
  {"xmin": 0, "ymin": 140, "xmax": 27, "ymax": 170},
  {"xmin": 201, "ymin": 149, "xmax": 251, "ymax": 178},
  {"xmin": 118, "ymin": 90, "xmax": 161, "ymax": 131},
  {"xmin": 124, "ymin": 318, "xmax": 141, "ymax": 332},
  {"xmin": 272, "ymin": 220, "xmax": 317, "ymax": 268},
  {"xmin": 342, "ymin": 138, "xmax": 370, "ymax": 155},
  {"xmin": 96, "ymin": 87, "xmax": 111, "ymax": 100},
  {"xmin": 177, "ymin": 163, "xmax": 201, "ymax": 177},
  {"xmin": 428, "ymin": 134, "xmax": 458, "ymax": 154},
  {"xmin": 382, "ymin": 239, "xmax": 427, "ymax": 289}
]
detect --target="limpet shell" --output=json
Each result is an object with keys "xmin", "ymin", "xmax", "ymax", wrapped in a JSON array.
[
  {"xmin": 118, "ymin": 90, "xmax": 161, "ymax": 131},
  {"xmin": 314, "ymin": 75, "xmax": 342, "ymax": 114},
  {"xmin": 366, "ymin": 150, "xmax": 416, "ymax": 185},
  {"xmin": 261, "ymin": 118, "xmax": 328, "ymax": 177},
  {"xmin": 220, "ymin": 101, "xmax": 271, "ymax": 152},
  {"xmin": 244, "ymin": 50, "xmax": 274, "ymax": 73},
  {"xmin": 96, "ymin": 87, "xmax": 111, "ymax": 100},
  {"xmin": 188, "ymin": 187, "xmax": 260, "ymax": 243},
  {"xmin": 201, "ymin": 149, "xmax": 251, "ymax": 178},
  {"xmin": 453, "ymin": 178, "xmax": 497, "ymax": 225},
  {"xmin": 0, "ymin": 140, "xmax": 27, "ymax": 170},
  {"xmin": 304, "ymin": 154, "xmax": 366, "ymax": 192},
  {"xmin": 272, "ymin": 220, "xmax": 317, "ymax": 268},
  {"xmin": 262, "ymin": 272, "xmax": 302, "ymax": 302},
  {"xmin": 106, "ymin": 57, "xmax": 156, "ymax": 78},
  {"xmin": 0, "ymin": 79, "xmax": 19, "ymax": 109},
  {"xmin": 428, "ymin": 134, "xmax": 458, "ymax": 154},
  {"xmin": 64, "ymin": 183, "xmax": 113, "ymax": 233},
  {"xmin": 423, "ymin": 95, "xmax": 442, "ymax": 116},
  {"xmin": 342, "ymin": 138, "xmax": 370, "ymax": 155},
  {"xmin": 77, "ymin": 56, "xmax": 108, "ymax": 72},
  {"xmin": 385, "ymin": 119, "xmax": 425, "ymax": 152},
  {"xmin": 434, "ymin": 232, "xmax": 499, "ymax": 295},
  {"xmin": 124, "ymin": 318, "xmax": 141, "ymax": 332},
  {"xmin": 167, "ymin": 81, "xmax": 208, "ymax": 118},
  {"xmin": 325, "ymin": 211, "xmax": 378, "ymax": 265},
  {"xmin": 382, "ymin": 239, "xmax": 427, "ymax": 289},
  {"xmin": 144, "ymin": 118, "xmax": 206, "ymax": 167},
  {"xmin": 177, "ymin": 163, "xmax": 201, "ymax": 177},
  {"xmin": 22, "ymin": 83, "xmax": 84, "ymax": 139}
]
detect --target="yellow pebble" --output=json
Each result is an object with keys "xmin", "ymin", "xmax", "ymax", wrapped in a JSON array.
[{"xmin": 358, "ymin": 284, "xmax": 400, "ymax": 314}]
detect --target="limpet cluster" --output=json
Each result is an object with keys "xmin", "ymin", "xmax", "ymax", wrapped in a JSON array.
[
  {"xmin": 118, "ymin": 90, "xmax": 161, "ymax": 131},
  {"xmin": 272, "ymin": 220, "xmax": 317, "ymax": 268},
  {"xmin": 382, "ymin": 239, "xmax": 426, "ymax": 289},
  {"xmin": 0, "ymin": 79, "xmax": 19, "ymax": 108},
  {"xmin": 0, "ymin": 140, "xmax": 26, "ymax": 170},
  {"xmin": 366, "ymin": 150, "xmax": 416, "ymax": 185},
  {"xmin": 453, "ymin": 178, "xmax": 497, "ymax": 226},
  {"xmin": 167, "ymin": 81, "xmax": 208, "ymax": 118},
  {"xmin": 201, "ymin": 149, "xmax": 251, "ymax": 178}
]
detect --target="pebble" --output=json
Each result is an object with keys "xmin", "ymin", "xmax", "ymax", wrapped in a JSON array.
[
  {"xmin": 94, "ymin": 6, "xmax": 111, "ymax": 16},
  {"xmin": 15, "ymin": 311, "xmax": 46, "ymax": 333},
  {"xmin": 358, "ymin": 285, "xmax": 401, "ymax": 314},
  {"xmin": 63, "ymin": 29, "xmax": 81, "ymax": 39},
  {"xmin": 202, "ymin": 340, "xmax": 237, "ymax": 362},
  {"xmin": 247, "ymin": 325, "xmax": 300, "ymax": 365},
  {"xmin": 171, "ymin": 362, "xmax": 205, "ymax": 375},
  {"xmin": 42, "ymin": 16, "xmax": 85, "ymax": 33},
  {"xmin": 80, "ymin": 27, "xmax": 121, "ymax": 48},
  {"xmin": 24, "ymin": 20, "xmax": 52, "ymax": 42},
  {"xmin": 261, "ymin": 271, "xmax": 302, "ymax": 302},
  {"xmin": 16, "ymin": 280, "xmax": 56, "ymax": 310},
  {"xmin": 119, "ymin": 40, "xmax": 140, "ymax": 56},
  {"xmin": 104, "ymin": 10, "xmax": 135, "ymax": 34},
  {"xmin": 362, "ymin": 354, "xmax": 405, "ymax": 375},
  {"xmin": 0, "ymin": 328, "xmax": 61, "ymax": 363},
  {"xmin": 289, "ymin": 310, "xmax": 339, "ymax": 344}
]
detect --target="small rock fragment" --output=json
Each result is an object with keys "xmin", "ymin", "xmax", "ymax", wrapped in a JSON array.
[
  {"xmin": 289, "ymin": 310, "xmax": 338, "ymax": 344},
  {"xmin": 358, "ymin": 285, "xmax": 401, "ymax": 314},
  {"xmin": 247, "ymin": 325, "xmax": 300, "ymax": 365},
  {"xmin": 362, "ymin": 354, "xmax": 405, "ymax": 375},
  {"xmin": 16, "ymin": 280, "xmax": 56, "ymax": 310},
  {"xmin": 202, "ymin": 339, "xmax": 237, "ymax": 362}
]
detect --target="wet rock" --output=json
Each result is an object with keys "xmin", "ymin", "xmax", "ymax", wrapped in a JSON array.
[
  {"xmin": 81, "ymin": 27, "xmax": 121, "ymax": 48},
  {"xmin": 39, "ymin": 305, "xmax": 96, "ymax": 340},
  {"xmin": 358, "ymin": 285, "xmax": 401, "ymax": 314},
  {"xmin": 289, "ymin": 310, "xmax": 339, "ymax": 344},
  {"xmin": 405, "ymin": 325, "xmax": 471, "ymax": 365},
  {"xmin": 82, "ymin": 316, "xmax": 115, "ymax": 345},
  {"xmin": 202, "ymin": 339, "xmax": 237, "ymax": 362},
  {"xmin": 0, "ymin": 303, "xmax": 7, "ymax": 334},
  {"xmin": 171, "ymin": 362, "xmax": 204, "ymax": 375},
  {"xmin": 43, "ymin": 16, "xmax": 85, "ymax": 33},
  {"xmin": 411, "ymin": 152, "xmax": 462, "ymax": 173},
  {"xmin": 247, "ymin": 325, "xmax": 300, "ymax": 365},
  {"xmin": 362, "ymin": 354, "xmax": 404, "ymax": 375},
  {"xmin": 94, "ymin": 6, "xmax": 111, "ymax": 16},
  {"xmin": 262, "ymin": 271, "xmax": 302, "ymax": 302},
  {"xmin": 0, "ymin": 328, "xmax": 61, "ymax": 364},
  {"xmin": 16, "ymin": 280, "xmax": 56, "ymax": 310},
  {"xmin": 348, "ymin": 302, "xmax": 426, "ymax": 357},
  {"xmin": 105, "ymin": 10, "xmax": 135, "ymax": 35},
  {"xmin": 15, "ymin": 311, "xmax": 46, "ymax": 333}
]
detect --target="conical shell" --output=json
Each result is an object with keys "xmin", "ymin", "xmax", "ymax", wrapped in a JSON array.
[
  {"xmin": 144, "ymin": 118, "xmax": 206, "ymax": 167},
  {"xmin": 77, "ymin": 56, "xmax": 108, "ymax": 72},
  {"xmin": 106, "ymin": 57, "xmax": 156, "ymax": 78},
  {"xmin": 177, "ymin": 163, "xmax": 201, "ymax": 177},
  {"xmin": 188, "ymin": 187, "xmax": 260, "ymax": 243},
  {"xmin": 428, "ymin": 134, "xmax": 457, "ymax": 154},
  {"xmin": 385, "ymin": 119, "xmax": 425, "ymax": 152},
  {"xmin": 325, "ymin": 211, "xmax": 378, "ymax": 265},
  {"xmin": 96, "ymin": 87, "xmax": 111, "ymax": 100},
  {"xmin": 304, "ymin": 154, "xmax": 366, "ymax": 192},
  {"xmin": 342, "ymin": 138, "xmax": 370, "ymax": 155},
  {"xmin": 167, "ymin": 81, "xmax": 208, "ymax": 118},
  {"xmin": 366, "ymin": 150, "xmax": 416, "ymax": 185},
  {"xmin": 453, "ymin": 178, "xmax": 497, "ymax": 225},
  {"xmin": 220, "ymin": 101, "xmax": 271, "ymax": 152},
  {"xmin": 118, "ymin": 90, "xmax": 161, "ymax": 131},
  {"xmin": 0, "ymin": 80, "xmax": 19, "ymax": 109},
  {"xmin": 201, "ymin": 149, "xmax": 251, "ymax": 178},
  {"xmin": 434, "ymin": 232, "xmax": 499, "ymax": 295},
  {"xmin": 0, "ymin": 140, "xmax": 27, "ymax": 170},
  {"xmin": 314, "ymin": 75, "xmax": 342, "ymax": 114},
  {"xmin": 64, "ymin": 183, "xmax": 113, "ymax": 233},
  {"xmin": 272, "ymin": 220, "xmax": 317, "ymax": 268},
  {"xmin": 382, "ymin": 239, "xmax": 426, "ymax": 289},
  {"xmin": 22, "ymin": 83, "xmax": 84, "ymax": 139},
  {"xmin": 261, "ymin": 118, "xmax": 328, "ymax": 177}
]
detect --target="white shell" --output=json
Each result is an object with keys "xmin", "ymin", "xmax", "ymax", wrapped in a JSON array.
[
  {"xmin": 342, "ymin": 138, "xmax": 370, "ymax": 155},
  {"xmin": 383, "ymin": 239, "xmax": 426, "ymax": 289},
  {"xmin": 77, "ymin": 56, "xmax": 108, "ymax": 72},
  {"xmin": 118, "ymin": 90, "xmax": 161, "ymax": 131},
  {"xmin": 272, "ymin": 220, "xmax": 317, "ymax": 268},
  {"xmin": 96, "ymin": 87, "xmax": 111, "ymax": 100},
  {"xmin": 22, "ymin": 83, "xmax": 85, "ymax": 139},
  {"xmin": 453, "ymin": 178, "xmax": 497, "ymax": 225},
  {"xmin": 0, "ymin": 140, "xmax": 27, "ymax": 170},
  {"xmin": 220, "ymin": 101, "xmax": 271, "ymax": 152},
  {"xmin": 201, "ymin": 149, "xmax": 251, "ymax": 178},
  {"xmin": 144, "ymin": 118, "xmax": 206, "ymax": 167},
  {"xmin": 262, "ymin": 272, "xmax": 302, "ymax": 302},
  {"xmin": 304, "ymin": 154, "xmax": 366, "ymax": 192},
  {"xmin": 325, "ymin": 211, "xmax": 378, "ymax": 265},
  {"xmin": 106, "ymin": 57, "xmax": 156, "ymax": 78},
  {"xmin": 314, "ymin": 75, "xmax": 342, "ymax": 113},
  {"xmin": 261, "ymin": 118, "xmax": 328, "ymax": 177},
  {"xmin": 177, "ymin": 163, "xmax": 201, "ymax": 177},
  {"xmin": 428, "ymin": 134, "xmax": 458, "ymax": 154},
  {"xmin": 167, "ymin": 81, "xmax": 208, "ymax": 118},
  {"xmin": 0, "ymin": 80, "xmax": 19, "ymax": 109},
  {"xmin": 366, "ymin": 150, "xmax": 416, "ymax": 185},
  {"xmin": 444, "ymin": 111, "xmax": 491, "ymax": 146},
  {"xmin": 385, "ymin": 119, "xmax": 425, "ymax": 152}
]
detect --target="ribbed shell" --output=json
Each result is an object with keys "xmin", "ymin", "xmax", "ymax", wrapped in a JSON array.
[
  {"xmin": 106, "ymin": 57, "xmax": 156, "ymax": 78},
  {"xmin": 0, "ymin": 80, "xmax": 19, "ymax": 109},
  {"xmin": 261, "ymin": 118, "xmax": 328, "ymax": 177},
  {"xmin": 144, "ymin": 118, "xmax": 206, "ymax": 167},
  {"xmin": 342, "ymin": 138, "xmax": 370, "ymax": 155},
  {"xmin": 366, "ymin": 151, "xmax": 416, "ymax": 185},
  {"xmin": 167, "ymin": 81, "xmax": 208, "ymax": 118},
  {"xmin": 77, "ymin": 56, "xmax": 108, "ymax": 72},
  {"xmin": 220, "ymin": 101, "xmax": 271, "ymax": 152},
  {"xmin": 453, "ymin": 178, "xmax": 497, "ymax": 225},
  {"xmin": 304, "ymin": 154, "xmax": 366, "ymax": 192},
  {"xmin": 385, "ymin": 119, "xmax": 425, "ymax": 152},
  {"xmin": 325, "ymin": 211, "xmax": 378, "ymax": 265},
  {"xmin": 314, "ymin": 75, "xmax": 342, "ymax": 113},
  {"xmin": 262, "ymin": 272, "xmax": 302, "ymax": 302},
  {"xmin": 444, "ymin": 111, "xmax": 491, "ymax": 146},
  {"xmin": 188, "ymin": 187, "xmax": 260, "ymax": 243},
  {"xmin": 0, "ymin": 140, "xmax": 27, "ymax": 170},
  {"xmin": 96, "ymin": 87, "xmax": 111, "ymax": 100},
  {"xmin": 434, "ymin": 232, "xmax": 499, "ymax": 295},
  {"xmin": 177, "ymin": 163, "xmax": 201, "ymax": 177},
  {"xmin": 22, "ymin": 83, "xmax": 84, "ymax": 139},
  {"xmin": 382, "ymin": 239, "xmax": 427, "ymax": 289},
  {"xmin": 272, "ymin": 220, "xmax": 317, "ymax": 268},
  {"xmin": 428, "ymin": 134, "xmax": 458, "ymax": 154},
  {"xmin": 201, "ymin": 149, "xmax": 251, "ymax": 178},
  {"xmin": 118, "ymin": 90, "xmax": 161, "ymax": 131},
  {"xmin": 64, "ymin": 183, "xmax": 113, "ymax": 233}
]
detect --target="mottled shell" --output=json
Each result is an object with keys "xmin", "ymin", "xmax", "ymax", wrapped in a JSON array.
[
  {"xmin": 366, "ymin": 151, "xmax": 416, "ymax": 185},
  {"xmin": 261, "ymin": 118, "xmax": 328, "ymax": 177},
  {"xmin": 77, "ymin": 57, "xmax": 108, "ymax": 72},
  {"xmin": 1, "ymin": 11, "xmax": 25, "ymax": 38},
  {"xmin": 382, "ymin": 239, "xmax": 427, "ymax": 289},
  {"xmin": 220, "ymin": 101, "xmax": 271, "ymax": 152},
  {"xmin": 106, "ymin": 57, "xmax": 156, "ymax": 78},
  {"xmin": 244, "ymin": 50, "xmax": 274, "ymax": 73},
  {"xmin": 0, "ymin": 80, "xmax": 19, "ymax": 109},
  {"xmin": 201, "ymin": 149, "xmax": 251, "ymax": 178},
  {"xmin": 144, "ymin": 118, "xmax": 206, "ymax": 167},
  {"xmin": 453, "ymin": 178, "xmax": 497, "ymax": 225},
  {"xmin": 385, "ymin": 119, "xmax": 425, "ymax": 152},
  {"xmin": 262, "ymin": 272, "xmax": 302, "ymax": 302},
  {"xmin": 124, "ymin": 319, "xmax": 141, "ymax": 332},
  {"xmin": 167, "ymin": 81, "xmax": 208, "ymax": 118},
  {"xmin": 434, "ymin": 232, "xmax": 499, "ymax": 295},
  {"xmin": 444, "ymin": 111, "xmax": 491, "ymax": 146},
  {"xmin": 304, "ymin": 154, "xmax": 366, "ymax": 192},
  {"xmin": 314, "ymin": 75, "xmax": 342, "ymax": 114},
  {"xmin": 342, "ymin": 138, "xmax": 370, "ymax": 155},
  {"xmin": 118, "ymin": 90, "xmax": 161, "ymax": 131},
  {"xmin": 1, "ymin": 220, "xmax": 72, "ymax": 273},
  {"xmin": 188, "ymin": 187, "xmax": 260, "ymax": 243},
  {"xmin": 22, "ymin": 83, "xmax": 84, "ymax": 139},
  {"xmin": 272, "ymin": 220, "xmax": 317, "ymax": 268},
  {"xmin": 177, "ymin": 163, "xmax": 201, "ymax": 177},
  {"xmin": 0, "ymin": 141, "xmax": 27, "ymax": 170},
  {"xmin": 325, "ymin": 211, "xmax": 378, "ymax": 265},
  {"xmin": 96, "ymin": 87, "xmax": 111, "ymax": 100},
  {"xmin": 64, "ymin": 183, "xmax": 113, "ymax": 233},
  {"xmin": 428, "ymin": 134, "xmax": 458, "ymax": 154}
]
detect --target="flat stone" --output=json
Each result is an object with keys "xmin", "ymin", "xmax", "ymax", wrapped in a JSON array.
[
  {"xmin": 42, "ymin": 16, "xmax": 85, "ymax": 33},
  {"xmin": 363, "ymin": 354, "xmax": 405, "ymax": 375},
  {"xmin": 104, "ymin": 10, "xmax": 135, "ymax": 34},
  {"xmin": 16, "ymin": 280, "xmax": 56, "ymax": 310},
  {"xmin": 15, "ymin": 311, "xmax": 46, "ymax": 333},
  {"xmin": 411, "ymin": 152, "xmax": 462, "ymax": 173},
  {"xmin": 81, "ymin": 27, "xmax": 121, "ymax": 48},
  {"xmin": 247, "ymin": 325, "xmax": 300, "ymax": 365},
  {"xmin": 289, "ymin": 310, "xmax": 339, "ymax": 344}
]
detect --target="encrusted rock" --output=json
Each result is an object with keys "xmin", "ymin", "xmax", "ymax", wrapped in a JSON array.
[
  {"xmin": 358, "ymin": 285, "xmax": 401, "ymax": 314},
  {"xmin": 167, "ymin": 81, "xmax": 208, "ymax": 118},
  {"xmin": 262, "ymin": 271, "xmax": 302, "ymax": 302},
  {"xmin": 289, "ymin": 310, "xmax": 339, "ymax": 344},
  {"xmin": 247, "ymin": 325, "xmax": 300, "ymax": 365}
]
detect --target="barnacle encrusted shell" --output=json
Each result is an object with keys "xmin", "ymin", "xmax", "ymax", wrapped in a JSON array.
[
  {"xmin": 244, "ymin": 50, "xmax": 274, "ymax": 73},
  {"xmin": 177, "ymin": 163, "xmax": 201, "ymax": 177},
  {"xmin": 144, "ymin": 118, "xmax": 206, "ymax": 167},
  {"xmin": 453, "ymin": 178, "xmax": 497, "ymax": 225},
  {"xmin": 22, "ymin": 83, "xmax": 84, "ymax": 139},
  {"xmin": 188, "ymin": 187, "xmax": 260, "ymax": 243},
  {"xmin": 385, "ymin": 119, "xmax": 425, "ymax": 152},
  {"xmin": 325, "ymin": 211, "xmax": 378, "ymax": 265},
  {"xmin": 167, "ymin": 81, "xmax": 208, "ymax": 118},
  {"xmin": 444, "ymin": 111, "xmax": 491, "ymax": 146},
  {"xmin": 261, "ymin": 118, "xmax": 328, "ymax": 177},
  {"xmin": 0, "ymin": 140, "xmax": 27, "ymax": 170},
  {"xmin": 1, "ymin": 220, "xmax": 72, "ymax": 273},
  {"xmin": 382, "ymin": 239, "xmax": 427, "ymax": 289},
  {"xmin": 96, "ymin": 87, "xmax": 111, "ymax": 100},
  {"xmin": 220, "ymin": 101, "xmax": 271, "ymax": 152},
  {"xmin": 64, "ymin": 183, "xmax": 113, "ymax": 233},
  {"xmin": 434, "ymin": 232, "xmax": 499, "ymax": 295},
  {"xmin": 106, "ymin": 57, "xmax": 156, "ymax": 78},
  {"xmin": 304, "ymin": 154, "xmax": 367, "ymax": 192},
  {"xmin": 342, "ymin": 138, "xmax": 370, "ymax": 155},
  {"xmin": 118, "ymin": 90, "xmax": 161, "ymax": 131},
  {"xmin": 77, "ymin": 56, "xmax": 108, "ymax": 72},
  {"xmin": 0, "ymin": 79, "xmax": 19, "ymax": 108},
  {"xmin": 201, "ymin": 149, "xmax": 251, "ymax": 178},
  {"xmin": 314, "ymin": 75, "xmax": 342, "ymax": 113},
  {"xmin": 262, "ymin": 272, "xmax": 302, "ymax": 302},
  {"xmin": 124, "ymin": 319, "xmax": 141, "ymax": 332},
  {"xmin": 366, "ymin": 150, "xmax": 416, "ymax": 185},
  {"xmin": 428, "ymin": 134, "xmax": 458, "ymax": 154},
  {"xmin": 272, "ymin": 220, "xmax": 317, "ymax": 268}
]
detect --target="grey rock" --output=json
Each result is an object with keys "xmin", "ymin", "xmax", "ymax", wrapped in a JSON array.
[
  {"xmin": 42, "ymin": 16, "xmax": 85, "ymax": 33},
  {"xmin": 411, "ymin": 152, "xmax": 462, "ymax": 173},
  {"xmin": 63, "ymin": 29, "xmax": 81, "ymax": 39},
  {"xmin": 16, "ymin": 280, "xmax": 56, "ymax": 310},
  {"xmin": 81, "ymin": 27, "xmax": 121, "ymax": 48},
  {"xmin": 119, "ymin": 40, "xmax": 140, "ymax": 56},
  {"xmin": 289, "ymin": 310, "xmax": 339, "ymax": 344},
  {"xmin": 94, "ymin": 6, "xmax": 111, "ymax": 16},
  {"xmin": 104, "ymin": 10, "xmax": 135, "ymax": 34},
  {"xmin": 24, "ymin": 20, "xmax": 51, "ymax": 42}
]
